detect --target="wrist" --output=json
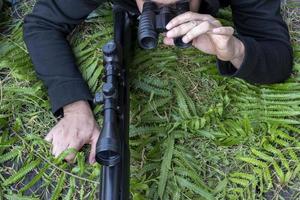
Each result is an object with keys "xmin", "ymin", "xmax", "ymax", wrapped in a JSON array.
[{"xmin": 63, "ymin": 100, "xmax": 92, "ymax": 116}]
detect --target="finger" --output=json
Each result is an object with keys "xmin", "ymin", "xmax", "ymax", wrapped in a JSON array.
[
  {"xmin": 166, "ymin": 20, "xmax": 201, "ymax": 38},
  {"xmin": 182, "ymin": 21, "xmax": 215, "ymax": 44},
  {"xmin": 45, "ymin": 124, "xmax": 61, "ymax": 143},
  {"xmin": 89, "ymin": 129, "xmax": 100, "ymax": 164},
  {"xmin": 210, "ymin": 34, "xmax": 232, "ymax": 51},
  {"xmin": 44, "ymin": 131, "xmax": 53, "ymax": 143},
  {"xmin": 64, "ymin": 141, "xmax": 82, "ymax": 163},
  {"xmin": 163, "ymin": 37, "xmax": 175, "ymax": 46},
  {"xmin": 166, "ymin": 12, "xmax": 215, "ymax": 30},
  {"xmin": 211, "ymin": 27, "xmax": 235, "ymax": 36},
  {"xmin": 52, "ymin": 142, "xmax": 69, "ymax": 158},
  {"xmin": 52, "ymin": 134, "xmax": 69, "ymax": 158}
]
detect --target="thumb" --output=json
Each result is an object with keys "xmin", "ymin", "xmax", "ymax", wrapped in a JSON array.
[
  {"xmin": 163, "ymin": 37, "xmax": 175, "ymax": 46},
  {"xmin": 89, "ymin": 130, "xmax": 100, "ymax": 164}
]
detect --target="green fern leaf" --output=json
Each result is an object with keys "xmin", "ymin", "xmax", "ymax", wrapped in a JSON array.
[
  {"xmin": 65, "ymin": 177, "xmax": 76, "ymax": 200},
  {"xmin": 139, "ymin": 97, "xmax": 172, "ymax": 116},
  {"xmin": 229, "ymin": 178, "xmax": 250, "ymax": 187},
  {"xmin": 237, "ymin": 157, "xmax": 268, "ymax": 168},
  {"xmin": 272, "ymin": 161, "xmax": 285, "ymax": 183},
  {"xmin": 130, "ymin": 126, "xmax": 165, "ymax": 137},
  {"xmin": 19, "ymin": 163, "xmax": 50, "ymax": 193},
  {"xmin": 50, "ymin": 173, "xmax": 66, "ymax": 200},
  {"xmin": 251, "ymin": 148, "xmax": 273, "ymax": 162},
  {"xmin": 4, "ymin": 194, "xmax": 39, "ymax": 200},
  {"xmin": 158, "ymin": 135, "xmax": 175, "ymax": 199},
  {"xmin": 176, "ymin": 176, "xmax": 214, "ymax": 200},
  {"xmin": 0, "ymin": 149, "xmax": 20, "ymax": 164},
  {"xmin": 3, "ymin": 160, "xmax": 41, "ymax": 186},
  {"xmin": 230, "ymin": 172, "xmax": 255, "ymax": 181}
]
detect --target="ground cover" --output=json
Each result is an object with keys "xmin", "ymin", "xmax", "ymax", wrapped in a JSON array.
[{"xmin": 0, "ymin": 1, "xmax": 299, "ymax": 199}]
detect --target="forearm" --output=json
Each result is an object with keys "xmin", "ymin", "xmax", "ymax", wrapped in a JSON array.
[
  {"xmin": 218, "ymin": 0, "xmax": 293, "ymax": 84},
  {"xmin": 23, "ymin": 0, "xmax": 101, "ymax": 114},
  {"xmin": 217, "ymin": 37, "xmax": 293, "ymax": 84}
]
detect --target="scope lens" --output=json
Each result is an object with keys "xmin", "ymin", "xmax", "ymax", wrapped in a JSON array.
[{"xmin": 96, "ymin": 150, "xmax": 120, "ymax": 166}]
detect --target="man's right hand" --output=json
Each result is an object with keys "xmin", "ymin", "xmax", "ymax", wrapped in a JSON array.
[{"xmin": 45, "ymin": 101, "xmax": 100, "ymax": 164}]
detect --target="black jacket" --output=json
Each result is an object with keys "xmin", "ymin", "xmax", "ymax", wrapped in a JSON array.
[{"xmin": 23, "ymin": 0, "xmax": 293, "ymax": 115}]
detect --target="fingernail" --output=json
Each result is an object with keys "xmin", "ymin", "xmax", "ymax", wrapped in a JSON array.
[
  {"xmin": 166, "ymin": 24, "xmax": 171, "ymax": 30},
  {"xmin": 182, "ymin": 36, "xmax": 188, "ymax": 44}
]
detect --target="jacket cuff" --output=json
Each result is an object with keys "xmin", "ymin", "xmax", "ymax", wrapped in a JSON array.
[
  {"xmin": 48, "ymin": 80, "xmax": 93, "ymax": 117},
  {"xmin": 217, "ymin": 35, "xmax": 259, "ymax": 80}
]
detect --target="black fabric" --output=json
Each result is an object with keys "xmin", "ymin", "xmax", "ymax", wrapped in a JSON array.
[{"xmin": 23, "ymin": 0, "xmax": 293, "ymax": 115}]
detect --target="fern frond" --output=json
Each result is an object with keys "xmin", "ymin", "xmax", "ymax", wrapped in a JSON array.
[
  {"xmin": 3, "ymin": 160, "xmax": 41, "ymax": 186},
  {"xmin": 0, "ymin": 149, "xmax": 21, "ymax": 164},
  {"xmin": 158, "ymin": 135, "xmax": 175, "ymax": 199},
  {"xmin": 50, "ymin": 173, "xmax": 66, "ymax": 200},
  {"xmin": 176, "ymin": 176, "xmax": 214, "ymax": 200}
]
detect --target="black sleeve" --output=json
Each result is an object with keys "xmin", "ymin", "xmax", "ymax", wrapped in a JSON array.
[
  {"xmin": 23, "ymin": 0, "xmax": 104, "ymax": 116},
  {"xmin": 217, "ymin": 0, "xmax": 293, "ymax": 84}
]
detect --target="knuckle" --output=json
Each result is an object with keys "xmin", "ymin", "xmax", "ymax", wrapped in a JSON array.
[
  {"xmin": 177, "ymin": 25, "xmax": 185, "ymax": 34},
  {"xmin": 175, "ymin": 27, "xmax": 182, "ymax": 35},
  {"xmin": 202, "ymin": 21, "xmax": 210, "ymax": 29},
  {"xmin": 185, "ymin": 11, "xmax": 193, "ymax": 18}
]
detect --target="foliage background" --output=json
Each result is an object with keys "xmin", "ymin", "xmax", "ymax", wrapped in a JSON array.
[{"xmin": 0, "ymin": 1, "xmax": 299, "ymax": 199}]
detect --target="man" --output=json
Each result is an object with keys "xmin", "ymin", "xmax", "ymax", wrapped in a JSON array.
[{"xmin": 23, "ymin": 0, "xmax": 293, "ymax": 164}]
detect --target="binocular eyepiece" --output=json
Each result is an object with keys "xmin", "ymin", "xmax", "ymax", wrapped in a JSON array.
[{"xmin": 138, "ymin": 1, "xmax": 191, "ymax": 49}]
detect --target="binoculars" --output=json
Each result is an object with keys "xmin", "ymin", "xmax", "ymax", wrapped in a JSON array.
[{"xmin": 138, "ymin": 0, "xmax": 191, "ymax": 49}]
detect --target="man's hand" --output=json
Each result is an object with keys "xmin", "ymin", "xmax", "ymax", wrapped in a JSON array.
[
  {"xmin": 45, "ymin": 101, "xmax": 100, "ymax": 164},
  {"xmin": 165, "ymin": 12, "xmax": 245, "ymax": 69}
]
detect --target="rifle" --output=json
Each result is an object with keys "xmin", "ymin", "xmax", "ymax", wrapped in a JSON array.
[
  {"xmin": 94, "ymin": 1, "xmax": 190, "ymax": 199},
  {"xmin": 94, "ymin": 5, "xmax": 135, "ymax": 200}
]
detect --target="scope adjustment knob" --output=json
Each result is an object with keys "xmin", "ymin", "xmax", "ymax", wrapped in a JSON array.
[
  {"xmin": 103, "ymin": 83, "xmax": 115, "ymax": 96},
  {"xmin": 102, "ymin": 41, "xmax": 117, "ymax": 56},
  {"xmin": 94, "ymin": 92, "xmax": 104, "ymax": 104}
]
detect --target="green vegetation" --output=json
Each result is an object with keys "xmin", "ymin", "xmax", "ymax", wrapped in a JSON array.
[{"xmin": 1, "ymin": 2, "xmax": 299, "ymax": 199}]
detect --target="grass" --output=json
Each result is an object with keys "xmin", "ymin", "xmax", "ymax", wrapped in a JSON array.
[{"xmin": 0, "ymin": 1, "xmax": 300, "ymax": 200}]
